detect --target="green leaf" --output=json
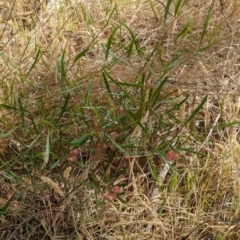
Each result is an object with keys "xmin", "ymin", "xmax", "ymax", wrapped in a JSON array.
[
  {"xmin": 102, "ymin": 72, "xmax": 114, "ymax": 101},
  {"xmin": 56, "ymin": 93, "xmax": 71, "ymax": 124},
  {"xmin": 73, "ymin": 48, "xmax": 89, "ymax": 63},
  {"xmin": 148, "ymin": 159, "xmax": 160, "ymax": 182},
  {"xmin": 103, "ymin": 69, "xmax": 138, "ymax": 87},
  {"xmin": 149, "ymin": 76, "xmax": 168, "ymax": 109},
  {"xmin": 85, "ymin": 81, "xmax": 93, "ymax": 106},
  {"xmin": 0, "ymin": 193, "xmax": 15, "ymax": 215},
  {"xmin": 213, "ymin": 121, "xmax": 240, "ymax": 129},
  {"xmin": 70, "ymin": 135, "xmax": 89, "ymax": 147},
  {"xmin": 164, "ymin": 0, "xmax": 173, "ymax": 26},
  {"xmin": 106, "ymin": 133, "xmax": 129, "ymax": 155},
  {"xmin": 117, "ymin": 195, "xmax": 127, "ymax": 204},
  {"xmin": 183, "ymin": 95, "xmax": 208, "ymax": 127},
  {"xmin": 105, "ymin": 26, "xmax": 119, "ymax": 61},
  {"xmin": 45, "ymin": 131, "xmax": 50, "ymax": 164},
  {"xmin": 200, "ymin": 11, "xmax": 212, "ymax": 44},
  {"xmin": 174, "ymin": 0, "xmax": 183, "ymax": 16},
  {"xmin": 175, "ymin": 18, "xmax": 192, "ymax": 42},
  {"xmin": 50, "ymin": 158, "xmax": 62, "ymax": 170},
  {"xmin": 149, "ymin": 0, "xmax": 160, "ymax": 22},
  {"xmin": 121, "ymin": 22, "xmax": 142, "ymax": 56},
  {"xmin": 0, "ymin": 127, "xmax": 18, "ymax": 138},
  {"xmin": 26, "ymin": 47, "xmax": 41, "ymax": 77}
]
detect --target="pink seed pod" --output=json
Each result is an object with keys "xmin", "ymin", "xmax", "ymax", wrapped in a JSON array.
[{"xmin": 166, "ymin": 151, "xmax": 179, "ymax": 162}]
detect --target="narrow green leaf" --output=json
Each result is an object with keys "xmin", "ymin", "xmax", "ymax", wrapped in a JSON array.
[
  {"xmin": 117, "ymin": 196, "xmax": 127, "ymax": 204},
  {"xmin": 179, "ymin": 147, "xmax": 205, "ymax": 156},
  {"xmin": 45, "ymin": 132, "xmax": 50, "ymax": 164},
  {"xmin": 60, "ymin": 51, "xmax": 67, "ymax": 89},
  {"xmin": 149, "ymin": 0, "xmax": 160, "ymax": 22},
  {"xmin": 197, "ymin": 39, "xmax": 219, "ymax": 52},
  {"xmin": 121, "ymin": 23, "xmax": 142, "ymax": 56},
  {"xmin": 26, "ymin": 47, "xmax": 41, "ymax": 77},
  {"xmin": 85, "ymin": 81, "xmax": 93, "ymax": 106},
  {"xmin": 91, "ymin": 107, "xmax": 105, "ymax": 124},
  {"xmin": 55, "ymin": 51, "xmax": 67, "ymax": 86},
  {"xmin": 50, "ymin": 158, "xmax": 62, "ymax": 170},
  {"xmin": 106, "ymin": 133, "xmax": 128, "ymax": 155},
  {"xmin": 41, "ymin": 119, "xmax": 56, "ymax": 128},
  {"xmin": 149, "ymin": 76, "xmax": 168, "ymax": 108},
  {"xmin": 103, "ymin": 69, "xmax": 138, "ymax": 87},
  {"xmin": 55, "ymin": 54, "xmax": 61, "ymax": 81},
  {"xmin": 102, "ymin": 72, "xmax": 114, "ymax": 101},
  {"xmin": 157, "ymin": 45, "xmax": 166, "ymax": 69},
  {"xmin": 62, "ymin": 83, "xmax": 85, "ymax": 94},
  {"xmin": 105, "ymin": 26, "xmax": 119, "ymax": 61},
  {"xmin": 175, "ymin": 18, "xmax": 191, "ymax": 42},
  {"xmin": 18, "ymin": 97, "xmax": 25, "ymax": 126},
  {"xmin": 24, "ymin": 132, "xmax": 42, "ymax": 152},
  {"xmin": 70, "ymin": 135, "xmax": 89, "ymax": 147},
  {"xmin": 73, "ymin": 48, "xmax": 89, "ymax": 63},
  {"xmin": 21, "ymin": 37, "xmax": 31, "ymax": 61},
  {"xmin": 200, "ymin": 11, "xmax": 212, "ymax": 44},
  {"xmin": 213, "ymin": 121, "xmax": 240, "ymax": 129},
  {"xmin": 174, "ymin": 0, "xmax": 183, "ymax": 16},
  {"xmin": 0, "ymin": 193, "xmax": 15, "ymax": 215},
  {"xmin": 102, "ymin": 44, "xmax": 128, "ymax": 64},
  {"xmin": 148, "ymin": 159, "xmax": 160, "ymax": 182},
  {"xmin": 164, "ymin": 0, "xmax": 173, "ymax": 25},
  {"xmin": 183, "ymin": 95, "xmax": 208, "ymax": 126},
  {"xmin": 56, "ymin": 93, "xmax": 71, "ymax": 124},
  {"xmin": 0, "ymin": 127, "xmax": 18, "ymax": 138}
]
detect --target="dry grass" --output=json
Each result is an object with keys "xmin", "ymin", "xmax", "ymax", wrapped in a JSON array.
[{"xmin": 1, "ymin": 0, "xmax": 240, "ymax": 239}]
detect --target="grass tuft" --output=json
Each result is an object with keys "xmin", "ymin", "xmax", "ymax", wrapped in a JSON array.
[{"xmin": 1, "ymin": 0, "xmax": 240, "ymax": 239}]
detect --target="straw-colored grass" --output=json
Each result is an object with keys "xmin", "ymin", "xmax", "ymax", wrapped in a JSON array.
[{"xmin": 1, "ymin": 0, "xmax": 240, "ymax": 239}]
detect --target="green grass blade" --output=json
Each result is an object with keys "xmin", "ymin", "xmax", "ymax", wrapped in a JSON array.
[
  {"xmin": 174, "ymin": 0, "xmax": 183, "ymax": 16},
  {"xmin": 200, "ymin": 11, "xmax": 212, "ymax": 44},
  {"xmin": 175, "ymin": 18, "xmax": 191, "ymax": 42},
  {"xmin": 56, "ymin": 93, "xmax": 71, "ymax": 124},
  {"xmin": 102, "ymin": 44, "xmax": 128, "ymax": 64},
  {"xmin": 183, "ymin": 95, "xmax": 208, "ymax": 127},
  {"xmin": 106, "ymin": 133, "xmax": 129, "ymax": 155},
  {"xmin": 164, "ymin": 0, "xmax": 173, "ymax": 26},
  {"xmin": 149, "ymin": 76, "xmax": 168, "ymax": 109},
  {"xmin": 102, "ymin": 71, "xmax": 114, "ymax": 101},
  {"xmin": 121, "ymin": 22, "xmax": 142, "ymax": 56},
  {"xmin": 103, "ymin": 69, "xmax": 138, "ymax": 87},
  {"xmin": 70, "ymin": 135, "xmax": 89, "ymax": 147},
  {"xmin": 148, "ymin": 159, "xmax": 160, "ymax": 182},
  {"xmin": 60, "ymin": 51, "xmax": 67, "ymax": 89},
  {"xmin": 197, "ymin": 39, "xmax": 219, "ymax": 52},
  {"xmin": 45, "ymin": 131, "xmax": 50, "ymax": 164},
  {"xmin": 0, "ymin": 193, "xmax": 15, "ymax": 215},
  {"xmin": 85, "ymin": 81, "xmax": 93, "ymax": 106},
  {"xmin": 18, "ymin": 97, "xmax": 25, "ymax": 127},
  {"xmin": 55, "ymin": 51, "xmax": 67, "ymax": 89},
  {"xmin": 0, "ymin": 127, "xmax": 18, "ymax": 138},
  {"xmin": 149, "ymin": 0, "xmax": 160, "ymax": 22},
  {"xmin": 212, "ymin": 121, "xmax": 240, "ymax": 129},
  {"xmin": 73, "ymin": 48, "xmax": 89, "ymax": 64},
  {"xmin": 105, "ymin": 26, "xmax": 119, "ymax": 61},
  {"xmin": 25, "ymin": 132, "xmax": 43, "ymax": 151},
  {"xmin": 26, "ymin": 47, "xmax": 41, "ymax": 77}
]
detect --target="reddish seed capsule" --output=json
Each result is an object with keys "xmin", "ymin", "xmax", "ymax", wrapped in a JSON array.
[
  {"xmin": 103, "ymin": 192, "xmax": 117, "ymax": 201},
  {"xmin": 166, "ymin": 151, "xmax": 179, "ymax": 162},
  {"xmin": 112, "ymin": 185, "xmax": 121, "ymax": 194}
]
